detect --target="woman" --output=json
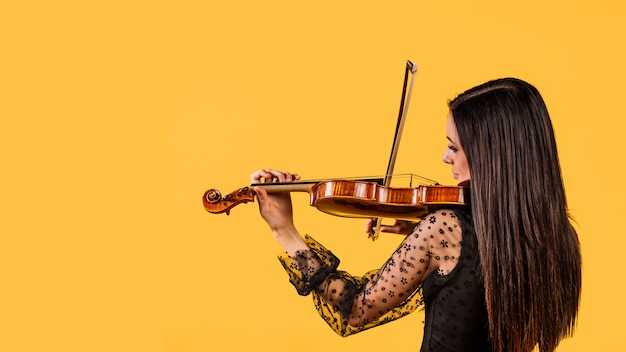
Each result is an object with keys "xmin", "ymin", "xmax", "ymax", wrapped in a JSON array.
[{"xmin": 250, "ymin": 78, "xmax": 581, "ymax": 352}]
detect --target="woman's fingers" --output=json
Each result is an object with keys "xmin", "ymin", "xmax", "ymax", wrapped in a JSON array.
[
  {"xmin": 250, "ymin": 169, "xmax": 270, "ymax": 183},
  {"xmin": 251, "ymin": 169, "xmax": 300, "ymax": 183},
  {"xmin": 264, "ymin": 169, "xmax": 299, "ymax": 183},
  {"xmin": 364, "ymin": 219, "xmax": 416, "ymax": 235}
]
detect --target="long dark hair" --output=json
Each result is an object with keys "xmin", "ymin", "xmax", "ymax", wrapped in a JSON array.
[{"xmin": 449, "ymin": 78, "xmax": 581, "ymax": 352}]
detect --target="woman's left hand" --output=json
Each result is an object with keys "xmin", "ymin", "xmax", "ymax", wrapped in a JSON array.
[{"xmin": 250, "ymin": 169, "xmax": 301, "ymax": 232}]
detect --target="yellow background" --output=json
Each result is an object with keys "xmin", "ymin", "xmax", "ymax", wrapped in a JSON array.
[{"xmin": 2, "ymin": 1, "xmax": 624, "ymax": 351}]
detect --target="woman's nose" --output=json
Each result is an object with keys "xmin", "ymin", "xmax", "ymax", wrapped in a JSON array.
[{"xmin": 442, "ymin": 149, "xmax": 452, "ymax": 164}]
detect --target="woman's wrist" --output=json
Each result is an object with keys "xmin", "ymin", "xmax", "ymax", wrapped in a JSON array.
[{"xmin": 273, "ymin": 225, "xmax": 308, "ymax": 256}]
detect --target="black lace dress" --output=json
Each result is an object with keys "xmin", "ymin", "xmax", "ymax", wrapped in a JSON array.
[{"xmin": 278, "ymin": 208, "xmax": 492, "ymax": 351}]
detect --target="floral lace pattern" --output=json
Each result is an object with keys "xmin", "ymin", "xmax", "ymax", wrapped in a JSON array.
[{"xmin": 278, "ymin": 209, "xmax": 468, "ymax": 338}]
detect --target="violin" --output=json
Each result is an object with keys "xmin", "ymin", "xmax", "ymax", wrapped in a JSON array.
[
  {"xmin": 202, "ymin": 177, "xmax": 468, "ymax": 221},
  {"xmin": 202, "ymin": 60, "xmax": 469, "ymax": 239}
]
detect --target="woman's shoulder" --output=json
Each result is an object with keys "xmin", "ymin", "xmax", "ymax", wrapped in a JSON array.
[
  {"xmin": 419, "ymin": 208, "xmax": 466, "ymax": 229},
  {"xmin": 410, "ymin": 209, "xmax": 464, "ymax": 245}
]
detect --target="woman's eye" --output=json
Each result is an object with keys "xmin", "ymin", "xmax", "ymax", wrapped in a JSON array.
[{"xmin": 448, "ymin": 145, "xmax": 458, "ymax": 152}]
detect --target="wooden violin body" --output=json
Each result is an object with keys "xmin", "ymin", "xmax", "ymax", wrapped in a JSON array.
[{"xmin": 203, "ymin": 179, "xmax": 468, "ymax": 221}]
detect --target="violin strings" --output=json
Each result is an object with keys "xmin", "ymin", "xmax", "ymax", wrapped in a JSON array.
[{"xmin": 286, "ymin": 174, "xmax": 439, "ymax": 187}]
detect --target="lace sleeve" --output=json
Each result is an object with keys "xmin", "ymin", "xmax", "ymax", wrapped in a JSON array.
[
  {"xmin": 277, "ymin": 234, "xmax": 341, "ymax": 296},
  {"xmin": 277, "ymin": 234, "xmax": 425, "ymax": 337},
  {"xmin": 277, "ymin": 210, "xmax": 462, "ymax": 337}
]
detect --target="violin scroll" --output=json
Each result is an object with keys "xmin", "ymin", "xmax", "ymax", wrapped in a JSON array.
[
  {"xmin": 205, "ymin": 189, "xmax": 222, "ymax": 204},
  {"xmin": 202, "ymin": 187, "xmax": 257, "ymax": 215}
]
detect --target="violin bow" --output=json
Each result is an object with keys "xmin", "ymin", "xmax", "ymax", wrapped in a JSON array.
[{"xmin": 369, "ymin": 60, "xmax": 419, "ymax": 240}]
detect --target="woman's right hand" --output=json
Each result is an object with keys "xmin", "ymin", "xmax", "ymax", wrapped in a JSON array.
[{"xmin": 364, "ymin": 219, "xmax": 416, "ymax": 236}]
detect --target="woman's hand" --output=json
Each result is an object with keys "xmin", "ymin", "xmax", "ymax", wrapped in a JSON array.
[
  {"xmin": 364, "ymin": 219, "xmax": 416, "ymax": 236},
  {"xmin": 250, "ymin": 169, "xmax": 301, "ymax": 232},
  {"xmin": 251, "ymin": 169, "xmax": 308, "ymax": 255}
]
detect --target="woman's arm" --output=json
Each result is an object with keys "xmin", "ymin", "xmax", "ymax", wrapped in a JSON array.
[
  {"xmin": 346, "ymin": 210, "xmax": 462, "ymax": 327},
  {"xmin": 250, "ymin": 170, "xmax": 462, "ymax": 336},
  {"xmin": 277, "ymin": 210, "xmax": 463, "ymax": 336}
]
